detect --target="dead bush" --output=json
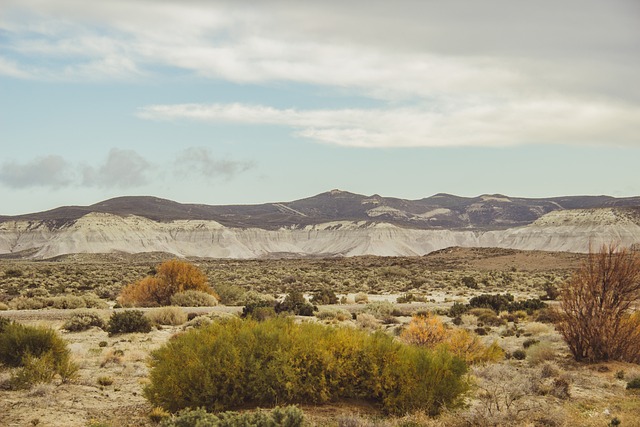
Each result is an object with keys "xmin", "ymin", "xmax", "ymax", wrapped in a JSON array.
[{"xmin": 556, "ymin": 244, "xmax": 640, "ymax": 363}]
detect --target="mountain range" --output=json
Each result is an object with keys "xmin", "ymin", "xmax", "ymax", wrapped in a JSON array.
[{"xmin": 1, "ymin": 190, "xmax": 639, "ymax": 259}]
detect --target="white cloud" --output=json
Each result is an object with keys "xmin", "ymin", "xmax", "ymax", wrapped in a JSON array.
[
  {"xmin": 2, "ymin": 0, "xmax": 639, "ymax": 147},
  {"xmin": 0, "ymin": 155, "xmax": 73, "ymax": 188},
  {"xmin": 138, "ymin": 101, "xmax": 640, "ymax": 148},
  {"xmin": 174, "ymin": 147, "xmax": 254, "ymax": 179},
  {"xmin": 82, "ymin": 148, "xmax": 151, "ymax": 188}
]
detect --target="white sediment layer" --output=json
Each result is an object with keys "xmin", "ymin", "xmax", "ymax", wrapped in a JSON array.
[{"xmin": 1, "ymin": 209, "xmax": 639, "ymax": 259}]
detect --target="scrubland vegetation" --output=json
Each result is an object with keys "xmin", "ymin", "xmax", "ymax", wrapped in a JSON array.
[{"xmin": 0, "ymin": 247, "xmax": 639, "ymax": 426}]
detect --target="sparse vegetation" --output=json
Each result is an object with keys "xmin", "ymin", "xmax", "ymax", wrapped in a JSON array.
[{"xmin": 2, "ymin": 249, "xmax": 638, "ymax": 426}]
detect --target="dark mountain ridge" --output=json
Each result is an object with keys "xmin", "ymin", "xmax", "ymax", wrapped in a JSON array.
[{"xmin": 2, "ymin": 190, "xmax": 640, "ymax": 231}]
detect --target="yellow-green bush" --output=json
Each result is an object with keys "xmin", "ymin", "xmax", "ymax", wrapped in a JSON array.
[
  {"xmin": 0, "ymin": 321, "xmax": 77, "ymax": 388},
  {"xmin": 145, "ymin": 317, "xmax": 467, "ymax": 415}
]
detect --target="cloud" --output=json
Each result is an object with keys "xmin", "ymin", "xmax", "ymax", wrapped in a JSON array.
[
  {"xmin": 2, "ymin": 1, "xmax": 639, "ymax": 148},
  {"xmin": 82, "ymin": 148, "xmax": 151, "ymax": 188},
  {"xmin": 138, "ymin": 101, "xmax": 640, "ymax": 148},
  {"xmin": 174, "ymin": 147, "xmax": 253, "ymax": 179},
  {"xmin": 1, "ymin": 1, "xmax": 638, "ymax": 101},
  {"xmin": 0, "ymin": 155, "xmax": 73, "ymax": 188}
]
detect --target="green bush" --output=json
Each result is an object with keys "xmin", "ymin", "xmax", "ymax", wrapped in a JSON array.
[
  {"xmin": 310, "ymin": 289, "xmax": 338, "ymax": 305},
  {"xmin": 468, "ymin": 293, "xmax": 546, "ymax": 314},
  {"xmin": 0, "ymin": 316, "xmax": 10, "ymax": 332},
  {"xmin": 626, "ymin": 377, "xmax": 640, "ymax": 390},
  {"xmin": 145, "ymin": 317, "xmax": 467, "ymax": 415},
  {"xmin": 275, "ymin": 291, "xmax": 316, "ymax": 316},
  {"xmin": 106, "ymin": 310, "xmax": 152, "ymax": 335},
  {"xmin": 0, "ymin": 322, "xmax": 77, "ymax": 388},
  {"xmin": 469, "ymin": 308, "xmax": 505, "ymax": 327},
  {"xmin": 241, "ymin": 299, "xmax": 277, "ymax": 319},
  {"xmin": 448, "ymin": 302, "xmax": 468, "ymax": 318},
  {"xmin": 212, "ymin": 284, "xmax": 247, "ymax": 306},
  {"xmin": 160, "ymin": 406, "xmax": 304, "ymax": 427},
  {"xmin": 63, "ymin": 310, "xmax": 106, "ymax": 332},
  {"xmin": 170, "ymin": 290, "xmax": 219, "ymax": 307}
]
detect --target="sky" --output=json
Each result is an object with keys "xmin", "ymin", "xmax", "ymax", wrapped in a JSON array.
[{"xmin": 1, "ymin": 0, "xmax": 639, "ymax": 215}]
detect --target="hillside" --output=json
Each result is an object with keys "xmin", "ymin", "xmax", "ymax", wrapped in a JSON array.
[{"xmin": 0, "ymin": 191, "xmax": 639, "ymax": 259}]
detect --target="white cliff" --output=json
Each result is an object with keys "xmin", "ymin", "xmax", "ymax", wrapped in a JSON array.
[{"xmin": 0, "ymin": 209, "xmax": 639, "ymax": 259}]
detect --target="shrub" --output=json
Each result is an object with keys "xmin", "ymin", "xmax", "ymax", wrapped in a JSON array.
[
  {"xmin": 0, "ymin": 322, "xmax": 77, "ymax": 388},
  {"xmin": 145, "ymin": 317, "xmax": 468, "ymax": 415},
  {"xmin": 316, "ymin": 308, "xmax": 351, "ymax": 322},
  {"xmin": 149, "ymin": 407, "xmax": 170, "ymax": 424},
  {"xmin": 170, "ymin": 290, "xmax": 218, "ymax": 307},
  {"xmin": 310, "ymin": 289, "xmax": 338, "ymax": 305},
  {"xmin": 361, "ymin": 301, "xmax": 396, "ymax": 320},
  {"xmin": 50, "ymin": 295, "xmax": 87, "ymax": 310},
  {"xmin": 212, "ymin": 284, "xmax": 247, "ymax": 306},
  {"xmin": 469, "ymin": 308, "xmax": 505, "ymax": 327},
  {"xmin": 354, "ymin": 293, "xmax": 369, "ymax": 304},
  {"xmin": 626, "ymin": 377, "xmax": 640, "ymax": 390},
  {"xmin": 526, "ymin": 342, "xmax": 556, "ymax": 365},
  {"xmin": 356, "ymin": 313, "xmax": 380, "ymax": 330},
  {"xmin": 396, "ymin": 293, "xmax": 427, "ymax": 303},
  {"xmin": 401, "ymin": 314, "xmax": 502, "ymax": 364},
  {"xmin": 448, "ymin": 302, "xmax": 468, "ymax": 318},
  {"xmin": 146, "ymin": 307, "xmax": 188, "ymax": 326},
  {"xmin": 469, "ymin": 294, "xmax": 514, "ymax": 313},
  {"xmin": 242, "ymin": 299, "xmax": 277, "ymax": 319},
  {"xmin": 512, "ymin": 349, "xmax": 527, "ymax": 360},
  {"xmin": 159, "ymin": 406, "xmax": 304, "ymax": 427},
  {"xmin": 556, "ymin": 244, "xmax": 640, "ymax": 363},
  {"xmin": 63, "ymin": 311, "xmax": 106, "ymax": 332},
  {"xmin": 275, "ymin": 291, "xmax": 316, "ymax": 316},
  {"xmin": 97, "ymin": 376, "xmax": 114, "ymax": 386},
  {"xmin": 118, "ymin": 260, "xmax": 216, "ymax": 307},
  {"xmin": 0, "ymin": 316, "xmax": 10, "ymax": 332},
  {"xmin": 522, "ymin": 338, "xmax": 539, "ymax": 349},
  {"xmin": 106, "ymin": 310, "xmax": 152, "ymax": 335}
]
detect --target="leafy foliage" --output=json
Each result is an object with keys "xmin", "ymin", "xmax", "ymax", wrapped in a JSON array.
[
  {"xmin": 145, "ymin": 317, "xmax": 467, "ymax": 415},
  {"xmin": 106, "ymin": 310, "xmax": 152, "ymax": 335},
  {"xmin": 118, "ymin": 260, "xmax": 217, "ymax": 307}
]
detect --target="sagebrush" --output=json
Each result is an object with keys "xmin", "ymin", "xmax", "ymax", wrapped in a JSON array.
[{"xmin": 145, "ymin": 317, "xmax": 468, "ymax": 415}]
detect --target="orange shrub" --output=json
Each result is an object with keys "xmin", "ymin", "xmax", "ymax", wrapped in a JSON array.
[
  {"xmin": 118, "ymin": 260, "xmax": 217, "ymax": 307},
  {"xmin": 401, "ymin": 314, "xmax": 503, "ymax": 364},
  {"xmin": 400, "ymin": 314, "xmax": 447, "ymax": 347}
]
